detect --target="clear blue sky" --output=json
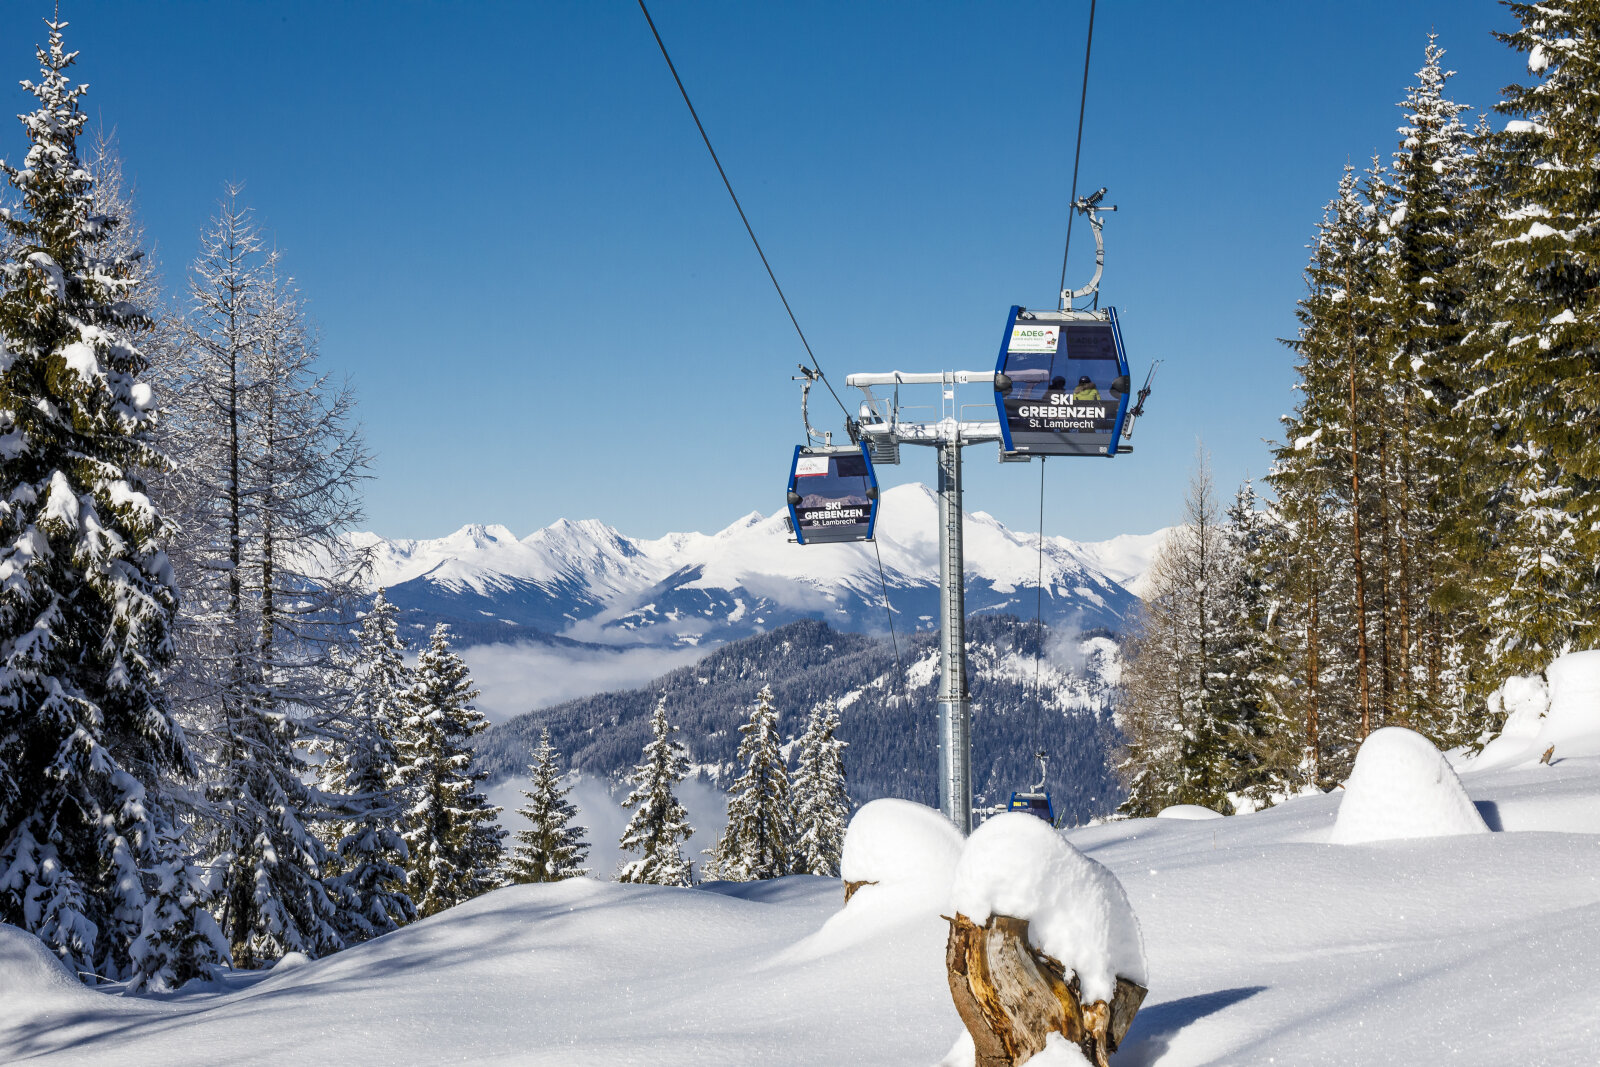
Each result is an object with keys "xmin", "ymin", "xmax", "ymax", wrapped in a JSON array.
[{"xmin": 1, "ymin": 1, "xmax": 1522, "ymax": 541}]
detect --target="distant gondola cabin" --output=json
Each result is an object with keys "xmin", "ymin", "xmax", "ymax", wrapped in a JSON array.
[
  {"xmin": 786, "ymin": 444, "xmax": 879, "ymax": 545},
  {"xmin": 1007, "ymin": 790, "xmax": 1055, "ymax": 823},
  {"xmin": 994, "ymin": 305, "xmax": 1131, "ymax": 457}
]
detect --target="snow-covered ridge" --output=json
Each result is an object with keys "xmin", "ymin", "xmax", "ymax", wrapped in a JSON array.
[{"xmin": 343, "ymin": 484, "xmax": 1166, "ymax": 646}]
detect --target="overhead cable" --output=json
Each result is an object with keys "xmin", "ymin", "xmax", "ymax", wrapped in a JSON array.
[
  {"xmin": 1057, "ymin": 0, "xmax": 1098, "ymax": 306},
  {"xmin": 637, "ymin": 0, "xmax": 850, "ymax": 420}
]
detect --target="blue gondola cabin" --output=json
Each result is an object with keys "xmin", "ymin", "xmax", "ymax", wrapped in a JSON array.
[
  {"xmin": 786, "ymin": 444, "xmax": 879, "ymax": 545},
  {"xmin": 1007, "ymin": 790, "xmax": 1055, "ymax": 823},
  {"xmin": 994, "ymin": 305, "xmax": 1131, "ymax": 458}
]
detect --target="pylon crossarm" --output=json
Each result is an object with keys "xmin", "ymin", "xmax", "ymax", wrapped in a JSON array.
[{"xmin": 845, "ymin": 370, "xmax": 997, "ymax": 387}]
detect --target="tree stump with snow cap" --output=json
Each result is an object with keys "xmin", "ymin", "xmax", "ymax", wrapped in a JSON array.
[
  {"xmin": 944, "ymin": 813, "xmax": 1149, "ymax": 1067},
  {"xmin": 945, "ymin": 912, "xmax": 1145, "ymax": 1067},
  {"xmin": 842, "ymin": 878, "xmax": 877, "ymax": 904}
]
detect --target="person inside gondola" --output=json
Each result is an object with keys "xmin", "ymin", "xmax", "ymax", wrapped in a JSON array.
[{"xmin": 1072, "ymin": 374, "xmax": 1101, "ymax": 402}]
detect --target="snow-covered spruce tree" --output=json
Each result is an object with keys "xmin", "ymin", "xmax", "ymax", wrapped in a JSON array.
[
  {"xmin": 1339, "ymin": 159, "xmax": 1395, "ymax": 742},
  {"xmin": 1470, "ymin": 4, "xmax": 1600, "ymax": 680},
  {"xmin": 706, "ymin": 684, "xmax": 794, "ymax": 881},
  {"xmin": 1236, "ymin": 496, "xmax": 1318, "ymax": 806},
  {"xmin": 1385, "ymin": 37, "xmax": 1483, "ymax": 737},
  {"xmin": 397, "ymin": 624, "xmax": 503, "ymax": 917},
  {"xmin": 83, "ymin": 127, "xmax": 163, "ymax": 337},
  {"xmin": 83, "ymin": 118, "xmax": 230, "ymax": 996},
  {"xmin": 1212, "ymin": 481, "xmax": 1285, "ymax": 803},
  {"xmin": 1262, "ymin": 165, "xmax": 1395, "ymax": 782},
  {"xmin": 207, "ymin": 678, "xmax": 342, "ymax": 967},
  {"xmin": 617, "ymin": 695, "xmax": 695, "ymax": 886},
  {"xmin": 320, "ymin": 590, "xmax": 415, "ymax": 942},
  {"xmin": 790, "ymin": 697, "xmax": 849, "ymax": 877},
  {"xmin": 0, "ymin": 20, "xmax": 227, "ymax": 989},
  {"xmin": 1481, "ymin": 445, "xmax": 1584, "ymax": 679},
  {"xmin": 1265, "ymin": 180, "xmax": 1359, "ymax": 789},
  {"xmin": 505, "ymin": 728, "xmax": 590, "ymax": 885}
]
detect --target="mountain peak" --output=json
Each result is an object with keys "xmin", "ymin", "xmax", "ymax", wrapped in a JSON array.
[
  {"xmin": 716, "ymin": 511, "xmax": 767, "ymax": 536},
  {"xmin": 529, "ymin": 516, "xmax": 625, "ymax": 545},
  {"xmin": 446, "ymin": 523, "xmax": 518, "ymax": 549}
]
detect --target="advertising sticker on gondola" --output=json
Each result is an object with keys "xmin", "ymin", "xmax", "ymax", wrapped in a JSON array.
[
  {"xmin": 1008, "ymin": 324, "xmax": 1060, "ymax": 354},
  {"xmin": 994, "ymin": 306, "xmax": 1131, "ymax": 458},
  {"xmin": 787, "ymin": 445, "xmax": 878, "ymax": 544}
]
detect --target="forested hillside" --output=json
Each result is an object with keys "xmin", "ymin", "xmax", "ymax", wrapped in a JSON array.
[{"xmin": 476, "ymin": 616, "xmax": 1124, "ymax": 824}]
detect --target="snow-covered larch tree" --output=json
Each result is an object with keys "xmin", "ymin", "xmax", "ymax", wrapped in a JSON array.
[
  {"xmin": 397, "ymin": 624, "xmax": 503, "ymax": 917},
  {"xmin": 706, "ymin": 684, "xmax": 794, "ymax": 881},
  {"xmin": 505, "ymin": 728, "xmax": 590, "ymax": 885},
  {"xmin": 246, "ymin": 255, "xmax": 369, "ymax": 713},
  {"xmin": 153, "ymin": 177, "xmax": 369, "ymax": 963},
  {"xmin": 0, "ymin": 19, "xmax": 226, "ymax": 988},
  {"xmin": 162, "ymin": 191, "xmax": 341, "ymax": 967},
  {"xmin": 1116, "ymin": 449, "xmax": 1241, "ymax": 816},
  {"xmin": 617, "ymin": 695, "xmax": 695, "ymax": 886},
  {"xmin": 790, "ymin": 697, "xmax": 849, "ymax": 877},
  {"xmin": 321, "ymin": 590, "xmax": 415, "ymax": 942}
]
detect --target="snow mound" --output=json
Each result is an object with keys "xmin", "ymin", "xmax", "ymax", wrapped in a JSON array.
[
  {"xmin": 934, "ymin": 1030, "xmax": 975, "ymax": 1067},
  {"xmin": 1032, "ymin": 1034, "xmax": 1094, "ymax": 1066},
  {"xmin": 949, "ymin": 813, "xmax": 1146, "ymax": 1004},
  {"xmin": 934, "ymin": 1030, "xmax": 1090, "ymax": 1067},
  {"xmin": 839, "ymin": 798, "xmax": 964, "ymax": 893},
  {"xmin": 1472, "ymin": 651, "xmax": 1600, "ymax": 769},
  {"xmin": 0, "ymin": 923, "xmax": 97, "ymax": 1012},
  {"xmin": 1543, "ymin": 650, "xmax": 1600, "ymax": 746},
  {"xmin": 1156, "ymin": 804, "xmax": 1224, "ymax": 821},
  {"xmin": 786, "ymin": 800, "xmax": 963, "ymax": 961},
  {"xmin": 1474, "ymin": 672, "xmax": 1552, "ymax": 766},
  {"xmin": 1330, "ymin": 727, "xmax": 1489, "ymax": 844},
  {"xmin": 1500, "ymin": 673, "xmax": 1552, "ymax": 739}
]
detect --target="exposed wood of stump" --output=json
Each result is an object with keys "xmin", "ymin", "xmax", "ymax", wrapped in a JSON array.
[
  {"xmin": 843, "ymin": 879, "xmax": 878, "ymax": 904},
  {"xmin": 945, "ymin": 912, "xmax": 1146, "ymax": 1067}
]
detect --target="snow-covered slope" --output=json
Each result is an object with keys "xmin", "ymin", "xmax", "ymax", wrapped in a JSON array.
[
  {"xmin": 1071, "ymin": 527, "xmax": 1171, "ymax": 599},
  {"xmin": 355, "ymin": 484, "xmax": 1155, "ymax": 648},
  {"xmin": 7, "ymin": 716, "xmax": 1600, "ymax": 1065}
]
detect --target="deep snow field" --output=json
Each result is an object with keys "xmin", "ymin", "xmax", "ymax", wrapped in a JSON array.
[{"xmin": 6, "ymin": 659, "xmax": 1600, "ymax": 1066}]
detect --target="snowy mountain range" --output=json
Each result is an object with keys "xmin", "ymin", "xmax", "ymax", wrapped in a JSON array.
[{"xmin": 349, "ymin": 483, "xmax": 1169, "ymax": 650}]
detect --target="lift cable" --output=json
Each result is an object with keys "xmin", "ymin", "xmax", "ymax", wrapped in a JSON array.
[
  {"xmin": 872, "ymin": 538, "xmax": 907, "ymax": 699},
  {"xmin": 1032, "ymin": 456, "xmax": 1047, "ymax": 709},
  {"xmin": 637, "ymin": 0, "xmax": 850, "ymax": 421},
  {"xmin": 1056, "ymin": 0, "xmax": 1098, "ymax": 308},
  {"xmin": 639, "ymin": 0, "xmax": 904, "ymax": 665},
  {"xmin": 1035, "ymin": 0, "xmax": 1097, "ymax": 781}
]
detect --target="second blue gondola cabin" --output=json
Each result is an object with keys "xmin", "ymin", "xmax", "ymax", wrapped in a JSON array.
[{"xmin": 786, "ymin": 443, "xmax": 879, "ymax": 545}]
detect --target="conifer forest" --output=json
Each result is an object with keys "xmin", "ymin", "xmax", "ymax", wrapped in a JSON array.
[{"xmin": 1116, "ymin": 13, "xmax": 1600, "ymax": 815}]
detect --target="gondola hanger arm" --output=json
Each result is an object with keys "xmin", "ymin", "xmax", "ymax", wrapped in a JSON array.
[{"xmin": 1061, "ymin": 188, "xmax": 1117, "ymax": 307}]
